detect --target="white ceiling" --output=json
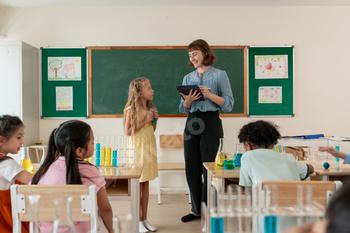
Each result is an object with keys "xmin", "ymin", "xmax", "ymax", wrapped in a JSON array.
[{"xmin": 0, "ymin": 0, "xmax": 350, "ymax": 7}]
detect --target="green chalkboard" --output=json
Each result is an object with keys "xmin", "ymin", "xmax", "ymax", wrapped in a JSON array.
[
  {"xmin": 41, "ymin": 48, "xmax": 87, "ymax": 118},
  {"xmin": 248, "ymin": 46, "xmax": 294, "ymax": 116},
  {"xmin": 88, "ymin": 46, "xmax": 247, "ymax": 117}
]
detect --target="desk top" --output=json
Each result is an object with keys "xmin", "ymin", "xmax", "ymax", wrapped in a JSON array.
[
  {"xmin": 203, "ymin": 162, "xmax": 240, "ymax": 179},
  {"xmin": 310, "ymin": 162, "xmax": 350, "ymax": 176},
  {"xmin": 31, "ymin": 163, "xmax": 143, "ymax": 179}
]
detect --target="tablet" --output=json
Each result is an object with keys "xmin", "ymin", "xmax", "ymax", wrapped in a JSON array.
[{"xmin": 176, "ymin": 85, "xmax": 205, "ymax": 101}]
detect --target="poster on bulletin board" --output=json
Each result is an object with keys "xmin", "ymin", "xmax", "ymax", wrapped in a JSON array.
[
  {"xmin": 248, "ymin": 46, "xmax": 294, "ymax": 116},
  {"xmin": 41, "ymin": 48, "xmax": 87, "ymax": 118}
]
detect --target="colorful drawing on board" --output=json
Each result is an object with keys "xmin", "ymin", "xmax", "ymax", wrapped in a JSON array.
[
  {"xmin": 48, "ymin": 57, "xmax": 81, "ymax": 81},
  {"xmin": 255, "ymin": 55, "xmax": 288, "ymax": 79},
  {"xmin": 259, "ymin": 86, "xmax": 282, "ymax": 103},
  {"xmin": 56, "ymin": 86, "xmax": 73, "ymax": 111}
]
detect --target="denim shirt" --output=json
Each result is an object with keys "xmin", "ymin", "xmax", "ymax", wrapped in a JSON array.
[
  {"xmin": 345, "ymin": 153, "xmax": 350, "ymax": 164},
  {"xmin": 179, "ymin": 67, "xmax": 234, "ymax": 113}
]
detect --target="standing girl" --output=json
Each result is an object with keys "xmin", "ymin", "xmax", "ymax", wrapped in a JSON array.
[
  {"xmin": 31, "ymin": 120, "xmax": 113, "ymax": 233},
  {"xmin": 123, "ymin": 78, "xmax": 159, "ymax": 233},
  {"xmin": 179, "ymin": 39, "xmax": 234, "ymax": 222},
  {"xmin": 0, "ymin": 115, "xmax": 33, "ymax": 233}
]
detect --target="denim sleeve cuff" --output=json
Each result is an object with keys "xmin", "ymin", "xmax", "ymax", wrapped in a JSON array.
[
  {"xmin": 179, "ymin": 104, "xmax": 190, "ymax": 114},
  {"xmin": 344, "ymin": 153, "xmax": 350, "ymax": 164},
  {"xmin": 220, "ymin": 96, "xmax": 234, "ymax": 112}
]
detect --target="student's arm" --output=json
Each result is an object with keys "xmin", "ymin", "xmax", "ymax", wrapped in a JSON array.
[
  {"xmin": 319, "ymin": 147, "xmax": 346, "ymax": 159},
  {"xmin": 13, "ymin": 170, "xmax": 33, "ymax": 184},
  {"xmin": 124, "ymin": 109, "xmax": 153, "ymax": 136},
  {"xmin": 97, "ymin": 187, "xmax": 113, "ymax": 233}
]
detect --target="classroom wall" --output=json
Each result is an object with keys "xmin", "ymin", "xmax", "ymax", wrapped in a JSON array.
[{"xmin": 1, "ymin": 5, "xmax": 350, "ymax": 193}]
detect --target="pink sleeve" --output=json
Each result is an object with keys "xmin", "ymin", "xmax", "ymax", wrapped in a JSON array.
[{"xmin": 80, "ymin": 164, "xmax": 106, "ymax": 192}]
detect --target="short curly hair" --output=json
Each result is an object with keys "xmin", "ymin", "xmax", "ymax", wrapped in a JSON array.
[{"xmin": 238, "ymin": 120, "xmax": 281, "ymax": 148}]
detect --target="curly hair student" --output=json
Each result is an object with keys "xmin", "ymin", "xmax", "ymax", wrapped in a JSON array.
[{"xmin": 238, "ymin": 120, "xmax": 314, "ymax": 187}]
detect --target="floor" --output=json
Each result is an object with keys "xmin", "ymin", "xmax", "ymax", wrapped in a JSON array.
[{"xmin": 110, "ymin": 194, "xmax": 202, "ymax": 233}]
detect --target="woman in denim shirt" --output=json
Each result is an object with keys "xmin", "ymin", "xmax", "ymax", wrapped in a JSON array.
[{"xmin": 179, "ymin": 39, "xmax": 234, "ymax": 222}]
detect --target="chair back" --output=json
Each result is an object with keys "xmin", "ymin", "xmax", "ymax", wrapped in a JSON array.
[
  {"xmin": 260, "ymin": 180, "xmax": 342, "ymax": 207},
  {"xmin": 10, "ymin": 184, "xmax": 98, "ymax": 233}
]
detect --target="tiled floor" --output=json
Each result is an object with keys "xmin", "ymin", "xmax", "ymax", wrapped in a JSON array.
[{"xmin": 110, "ymin": 194, "xmax": 202, "ymax": 233}]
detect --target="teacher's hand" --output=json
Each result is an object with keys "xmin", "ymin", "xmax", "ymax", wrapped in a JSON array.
[
  {"xmin": 180, "ymin": 89, "xmax": 202, "ymax": 109},
  {"xmin": 199, "ymin": 86, "xmax": 211, "ymax": 98}
]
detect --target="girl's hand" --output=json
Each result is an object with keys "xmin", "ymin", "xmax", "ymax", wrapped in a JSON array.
[
  {"xmin": 144, "ymin": 110, "xmax": 154, "ymax": 124},
  {"xmin": 199, "ymin": 86, "xmax": 211, "ymax": 98},
  {"xmin": 154, "ymin": 111, "xmax": 159, "ymax": 120},
  {"xmin": 180, "ymin": 89, "xmax": 202, "ymax": 108}
]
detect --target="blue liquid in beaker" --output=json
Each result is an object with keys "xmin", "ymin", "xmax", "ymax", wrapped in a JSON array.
[
  {"xmin": 234, "ymin": 153, "xmax": 243, "ymax": 167},
  {"xmin": 335, "ymin": 146, "xmax": 340, "ymax": 163},
  {"xmin": 211, "ymin": 217, "xmax": 224, "ymax": 233},
  {"xmin": 264, "ymin": 216, "xmax": 277, "ymax": 233}
]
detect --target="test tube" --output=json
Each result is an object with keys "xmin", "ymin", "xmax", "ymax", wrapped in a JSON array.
[
  {"xmin": 263, "ymin": 185, "xmax": 278, "ymax": 233},
  {"xmin": 106, "ymin": 135, "xmax": 112, "ymax": 167},
  {"xmin": 210, "ymin": 207, "xmax": 224, "ymax": 233},
  {"xmin": 112, "ymin": 136, "xmax": 118, "ymax": 167},
  {"xmin": 335, "ymin": 140, "xmax": 340, "ymax": 163},
  {"xmin": 113, "ymin": 216, "xmax": 121, "ymax": 233},
  {"xmin": 101, "ymin": 135, "xmax": 107, "ymax": 167},
  {"xmin": 95, "ymin": 135, "xmax": 101, "ymax": 167},
  {"xmin": 201, "ymin": 202, "xmax": 207, "ymax": 233}
]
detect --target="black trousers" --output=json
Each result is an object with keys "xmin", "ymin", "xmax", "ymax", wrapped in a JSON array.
[{"xmin": 183, "ymin": 110, "xmax": 223, "ymax": 215}]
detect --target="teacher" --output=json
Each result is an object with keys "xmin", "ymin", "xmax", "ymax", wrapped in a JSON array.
[{"xmin": 179, "ymin": 39, "xmax": 234, "ymax": 222}]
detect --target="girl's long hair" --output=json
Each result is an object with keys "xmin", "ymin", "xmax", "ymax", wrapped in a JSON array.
[
  {"xmin": 31, "ymin": 120, "xmax": 91, "ymax": 185},
  {"xmin": 123, "ymin": 78, "xmax": 155, "ymax": 135},
  {"xmin": 0, "ymin": 115, "xmax": 24, "ymax": 163}
]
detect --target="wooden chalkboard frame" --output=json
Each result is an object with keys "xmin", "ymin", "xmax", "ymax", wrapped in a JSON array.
[{"xmin": 88, "ymin": 46, "xmax": 247, "ymax": 118}]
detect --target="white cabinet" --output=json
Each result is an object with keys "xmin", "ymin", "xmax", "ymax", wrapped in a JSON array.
[{"xmin": 0, "ymin": 41, "xmax": 39, "ymax": 161}]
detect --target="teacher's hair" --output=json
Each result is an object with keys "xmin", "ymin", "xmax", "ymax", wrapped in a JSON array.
[{"xmin": 187, "ymin": 39, "xmax": 217, "ymax": 67}]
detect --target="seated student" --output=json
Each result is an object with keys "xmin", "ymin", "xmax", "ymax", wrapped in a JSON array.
[
  {"xmin": 283, "ymin": 177, "xmax": 350, "ymax": 233},
  {"xmin": 0, "ymin": 115, "xmax": 33, "ymax": 233},
  {"xmin": 31, "ymin": 120, "xmax": 113, "ymax": 233},
  {"xmin": 238, "ymin": 120, "xmax": 314, "ymax": 187},
  {"xmin": 238, "ymin": 120, "xmax": 314, "ymax": 232},
  {"xmin": 318, "ymin": 146, "xmax": 350, "ymax": 164}
]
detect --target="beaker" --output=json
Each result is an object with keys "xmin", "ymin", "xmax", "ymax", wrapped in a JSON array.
[
  {"xmin": 28, "ymin": 194, "xmax": 40, "ymax": 233},
  {"xmin": 20, "ymin": 147, "xmax": 33, "ymax": 172},
  {"xmin": 215, "ymin": 138, "xmax": 229, "ymax": 167},
  {"xmin": 263, "ymin": 184, "xmax": 278, "ymax": 233},
  {"xmin": 52, "ymin": 197, "xmax": 77, "ymax": 233},
  {"xmin": 113, "ymin": 213, "xmax": 133, "ymax": 233},
  {"xmin": 234, "ymin": 143, "xmax": 244, "ymax": 167},
  {"xmin": 39, "ymin": 147, "xmax": 46, "ymax": 167}
]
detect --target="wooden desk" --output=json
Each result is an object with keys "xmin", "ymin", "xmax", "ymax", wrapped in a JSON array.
[
  {"xmin": 310, "ymin": 162, "xmax": 350, "ymax": 181},
  {"xmin": 32, "ymin": 163, "xmax": 143, "ymax": 233},
  {"xmin": 204, "ymin": 162, "xmax": 240, "ymax": 232}
]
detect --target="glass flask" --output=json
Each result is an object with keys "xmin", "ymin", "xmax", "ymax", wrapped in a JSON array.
[
  {"xmin": 52, "ymin": 197, "xmax": 77, "ymax": 233},
  {"xmin": 113, "ymin": 216, "xmax": 121, "ymax": 233},
  {"xmin": 39, "ymin": 147, "xmax": 46, "ymax": 167},
  {"xmin": 214, "ymin": 138, "xmax": 229, "ymax": 167},
  {"xmin": 28, "ymin": 194, "xmax": 40, "ymax": 233},
  {"xmin": 20, "ymin": 147, "xmax": 33, "ymax": 172},
  {"xmin": 234, "ymin": 143, "xmax": 244, "ymax": 167}
]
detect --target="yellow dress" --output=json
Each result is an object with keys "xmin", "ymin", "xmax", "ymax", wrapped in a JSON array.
[{"xmin": 127, "ymin": 108, "xmax": 158, "ymax": 182}]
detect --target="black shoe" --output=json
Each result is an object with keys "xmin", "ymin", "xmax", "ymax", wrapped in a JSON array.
[{"xmin": 181, "ymin": 213, "xmax": 200, "ymax": 222}]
